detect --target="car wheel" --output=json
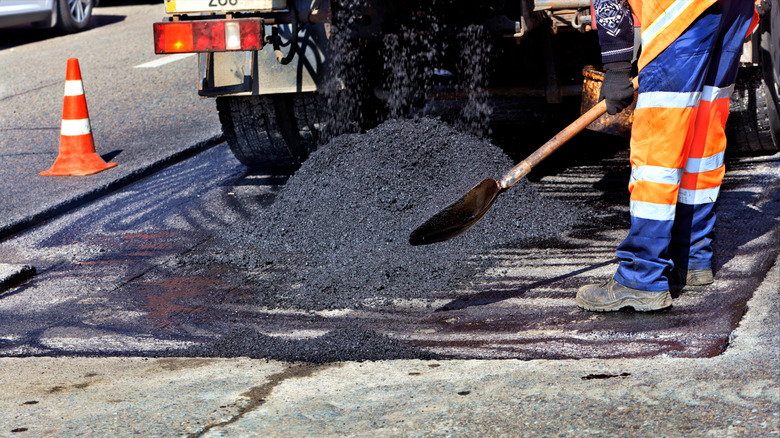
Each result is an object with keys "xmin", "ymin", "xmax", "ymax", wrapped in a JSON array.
[{"xmin": 56, "ymin": 0, "xmax": 94, "ymax": 33}]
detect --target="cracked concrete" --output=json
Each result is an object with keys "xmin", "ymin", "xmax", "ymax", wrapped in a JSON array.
[{"xmin": 189, "ymin": 364, "xmax": 327, "ymax": 437}]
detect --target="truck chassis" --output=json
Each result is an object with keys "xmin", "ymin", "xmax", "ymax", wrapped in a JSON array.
[{"xmin": 153, "ymin": 0, "xmax": 780, "ymax": 173}]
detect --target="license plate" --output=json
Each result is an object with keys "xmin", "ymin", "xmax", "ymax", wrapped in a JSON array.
[{"xmin": 165, "ymin": 0, "xmax": 287, "ymax": 14}]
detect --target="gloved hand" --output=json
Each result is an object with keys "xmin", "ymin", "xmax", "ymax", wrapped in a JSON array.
[{"xmin": 599, "ymin": 61, "xmax": 634, "ymax": 115}]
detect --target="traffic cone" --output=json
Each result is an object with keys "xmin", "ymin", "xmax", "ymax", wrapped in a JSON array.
[{"xmin": 40, "ymin": 58, "xmax": 117, "ymax": 176}]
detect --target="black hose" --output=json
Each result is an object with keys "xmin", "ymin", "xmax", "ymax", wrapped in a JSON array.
[{"xmin": 273, "ymin": 2, "xmax": 298, "ymax": 65}]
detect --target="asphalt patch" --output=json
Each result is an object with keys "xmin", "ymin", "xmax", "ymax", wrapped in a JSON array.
[{"xmin": 187, "ymin": 325, "xmax": 440, "ymax": 363}]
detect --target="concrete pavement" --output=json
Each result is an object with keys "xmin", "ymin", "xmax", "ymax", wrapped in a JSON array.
[{"xmin": 0, "ymin": 251, "xmax": 776, "ymax": 436}]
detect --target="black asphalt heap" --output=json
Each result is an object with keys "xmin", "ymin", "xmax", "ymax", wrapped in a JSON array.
[{"xmin": 212, "ymin": 118, "xmax": 580, "ymax": 311}]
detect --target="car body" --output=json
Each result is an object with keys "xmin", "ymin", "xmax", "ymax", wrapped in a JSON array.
[{"xmin": 0, "ymin": 0, "xmax": 96, "ymax": 33}]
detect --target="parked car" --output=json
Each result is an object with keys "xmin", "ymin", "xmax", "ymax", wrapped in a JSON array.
[{"xmin": 0, "ymin": 0, "xmax": 96, "ymax": 33}]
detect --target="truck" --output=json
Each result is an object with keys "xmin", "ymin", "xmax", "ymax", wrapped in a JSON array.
[{"xmin": 152, "ymin": 0, "xmax": 780, "ymax": 174}]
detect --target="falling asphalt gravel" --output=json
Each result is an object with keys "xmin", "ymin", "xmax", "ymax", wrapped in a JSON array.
[{"xmin": 186, "ymin": 117, "xmax": 584, "ymax": 362}]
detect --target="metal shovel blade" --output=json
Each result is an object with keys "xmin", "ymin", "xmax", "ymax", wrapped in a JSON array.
[
  {"xmin": 409, "ymin": 178, "xmax": 501, "ymax": 246},
  {"xmin": 406, "ymin": 78, "xmax": 638, "ymax": 247}
]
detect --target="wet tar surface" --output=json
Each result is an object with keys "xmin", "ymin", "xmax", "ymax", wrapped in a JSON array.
[{"xmin": 0, "ymin": 118, "xmax": 777, "ymax": 362}]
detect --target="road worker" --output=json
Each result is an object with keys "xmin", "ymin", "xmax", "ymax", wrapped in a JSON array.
[{"xmin": 577, "ymin": 0, "xmax": 760, "ymax": 311}]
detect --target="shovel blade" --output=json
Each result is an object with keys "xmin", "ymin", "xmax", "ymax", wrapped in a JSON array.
[{"xmin": 409, "ymin": 179, "xmax": 501, "ymax": 246}]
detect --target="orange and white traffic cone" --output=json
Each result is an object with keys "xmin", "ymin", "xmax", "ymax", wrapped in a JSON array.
[{"xmin": 40, "ymin": 58, "xmax": 117, "ymax": 176}]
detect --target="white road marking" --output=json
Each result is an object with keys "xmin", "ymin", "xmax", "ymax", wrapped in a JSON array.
[{"xmin": 134, "ymin": 53, "xmax": 196, "ymax": 69}]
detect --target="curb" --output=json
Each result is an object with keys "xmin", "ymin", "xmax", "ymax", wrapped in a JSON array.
[{"xmin": 0, "ymin": 263, "xmax": 35, "ymax": 294}]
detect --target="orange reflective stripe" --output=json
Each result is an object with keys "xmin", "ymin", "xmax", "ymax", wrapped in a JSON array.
[
  {"xmin": 630, "ymin": 106, "xmax": 697, "ymax": 168},
  {"xmin": 629, "ymin": 0, "xmax": 716, "ymax": 71},
  {"xmin": 688, "ymin": 98, "xmax": 729, "ymax": 158},
  {"xmin": 629, "ymin": 179, "xmax": 679, "ymax": 205},
  {"xmin": 746, "ymin": 6, "xmax": 760, "ymax": 37},
  {"xmin": 680, "ymin": 166, "xmax": 725, "ymax": 191}
]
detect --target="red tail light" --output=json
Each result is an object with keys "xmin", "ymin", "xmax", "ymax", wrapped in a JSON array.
[{"xmin": 153, "ymin": 19, "xmax": 264, "ymax": 54}]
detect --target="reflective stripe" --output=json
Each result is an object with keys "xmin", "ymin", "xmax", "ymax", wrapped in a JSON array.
[
  {"xmin": 61, "ymin": 119, "xmax": 91, "ymax": 136},
  {"xmin": 641, "ymin": 0, "xmax": 696, "ymax": 48},
  {"xmin": 684, "ymin": 151, "xmax": 724, "ymax": 174},
  {"xmin": 602, "ymin": 47, "xmax": 634, "ymax": 58},
  {"xmin": 702, "ymin": 85, "xmax": 734, "ymax": 102},
  {"xmin": 630, "ymin": 200, "xmax": 677, "ymax": 221},
  {"xmin": 631, "ymin": 165, "xmax": 683, "ymax": 185},
  {"xmin": 64, "ymin": 80, "xmax": 84, "ymax": 97},
  {"xmin": 678, "ymin": 186, "xmax": 720, "ymax": 204},
  {"xmin": 636, "ymin": 91, "xmax": 701, "ymax": 109}
]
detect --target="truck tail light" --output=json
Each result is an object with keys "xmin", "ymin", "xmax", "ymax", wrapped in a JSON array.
[{"xmin": 153, "ymin": 19, "xmax": 263, "ymax": 54}]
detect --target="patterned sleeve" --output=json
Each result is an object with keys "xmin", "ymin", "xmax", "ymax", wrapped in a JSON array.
[{"xmin": 593, "ymin": 0, "xmax": 634, "ymax": 64}]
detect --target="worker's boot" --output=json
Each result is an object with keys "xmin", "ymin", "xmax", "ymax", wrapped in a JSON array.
[
  {"xmin": 670, "ymin": 267, "xmax": 714, "ymax": 287},
  {"xmin": 576, "ymin": 278, "xmax": 672, "ymax": 312}
]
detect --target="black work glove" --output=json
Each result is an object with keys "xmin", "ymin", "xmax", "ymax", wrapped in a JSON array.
[{"xmin": 599, "ymin": 61, "xmax": 634, "ymax": 115}]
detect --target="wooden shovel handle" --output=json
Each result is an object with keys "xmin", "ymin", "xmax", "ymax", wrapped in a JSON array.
[{"xmin": 497, "ymin": 77, "xmax": 639, "ymax": 190}]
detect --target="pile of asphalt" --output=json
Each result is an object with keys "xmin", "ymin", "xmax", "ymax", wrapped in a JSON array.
[{"xmin": 211, "ymin": 117, "xmax": 580, "ymax": 311}]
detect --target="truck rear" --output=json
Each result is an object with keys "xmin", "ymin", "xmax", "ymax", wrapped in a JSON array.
[{"xmin": 152, "ymin": 0, "xmax": 779, "ymax": 173}]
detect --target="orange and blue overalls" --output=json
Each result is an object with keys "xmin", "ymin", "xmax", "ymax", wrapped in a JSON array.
[{"xmin": 593, "ymin": 0, "xmax": 759, "ymax": 290}]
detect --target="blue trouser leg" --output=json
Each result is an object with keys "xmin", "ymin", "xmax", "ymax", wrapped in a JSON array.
[
  {"xmin": 669, "ymin": 0, "xmax": 756, "ymax": 272},
  {"xmin": 670, "ymin": 203, "xmax": 716, "ymax": 270},
  {"xmin": 614, "ymin": 0, "xmax": 755, "ymax": 290}
]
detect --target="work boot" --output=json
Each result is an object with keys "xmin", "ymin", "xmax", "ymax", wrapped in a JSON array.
[
  {"xmin": 576, "ymin": 278, "xmax": 672, "ymax": 312},
  {"xmin": 670, "ymin": 267, "xmax": 714, "ymax": 287}
]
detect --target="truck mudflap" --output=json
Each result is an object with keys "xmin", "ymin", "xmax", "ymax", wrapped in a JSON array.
[
  {"xmin": 197, "ymin": 22, "xmax": 330, "ymax": 97},
  {"xmin": 153, "ymin": 0, "xmax": 331, "ymax": 97}
]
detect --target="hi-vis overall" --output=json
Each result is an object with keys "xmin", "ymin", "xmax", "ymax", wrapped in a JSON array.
[{"xmin": 614, "ymin": 0, "xmax": 759, "ymax": 291}]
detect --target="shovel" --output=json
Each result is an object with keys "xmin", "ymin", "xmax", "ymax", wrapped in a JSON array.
[{"xmin": 409, "ymin": 78, "xmax": 637, "ymax": 246}]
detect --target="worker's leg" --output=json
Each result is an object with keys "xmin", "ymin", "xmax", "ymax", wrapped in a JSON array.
[
  {"xmin": 669, "ymin": 0, "xmax": 757, "ymax": 274},
  {"xmin": 613, "ymin": 8, "xmax": 726, "ymax": 292}
]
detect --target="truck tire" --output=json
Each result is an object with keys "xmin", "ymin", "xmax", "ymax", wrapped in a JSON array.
[
  {"xmin": 759, "ymin": 0, "xmax": 780, "ymax": 149},
  {"xmin": 726, "ymin": 8, "xmax": 779, "ymax": 155},
  {"xmin": 217, "ymin": 93, "xmax": 322, "ymax": 174},
  {"xmin": 727, "ymin": 66, "xmax": 778, "ymax": 155}
]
